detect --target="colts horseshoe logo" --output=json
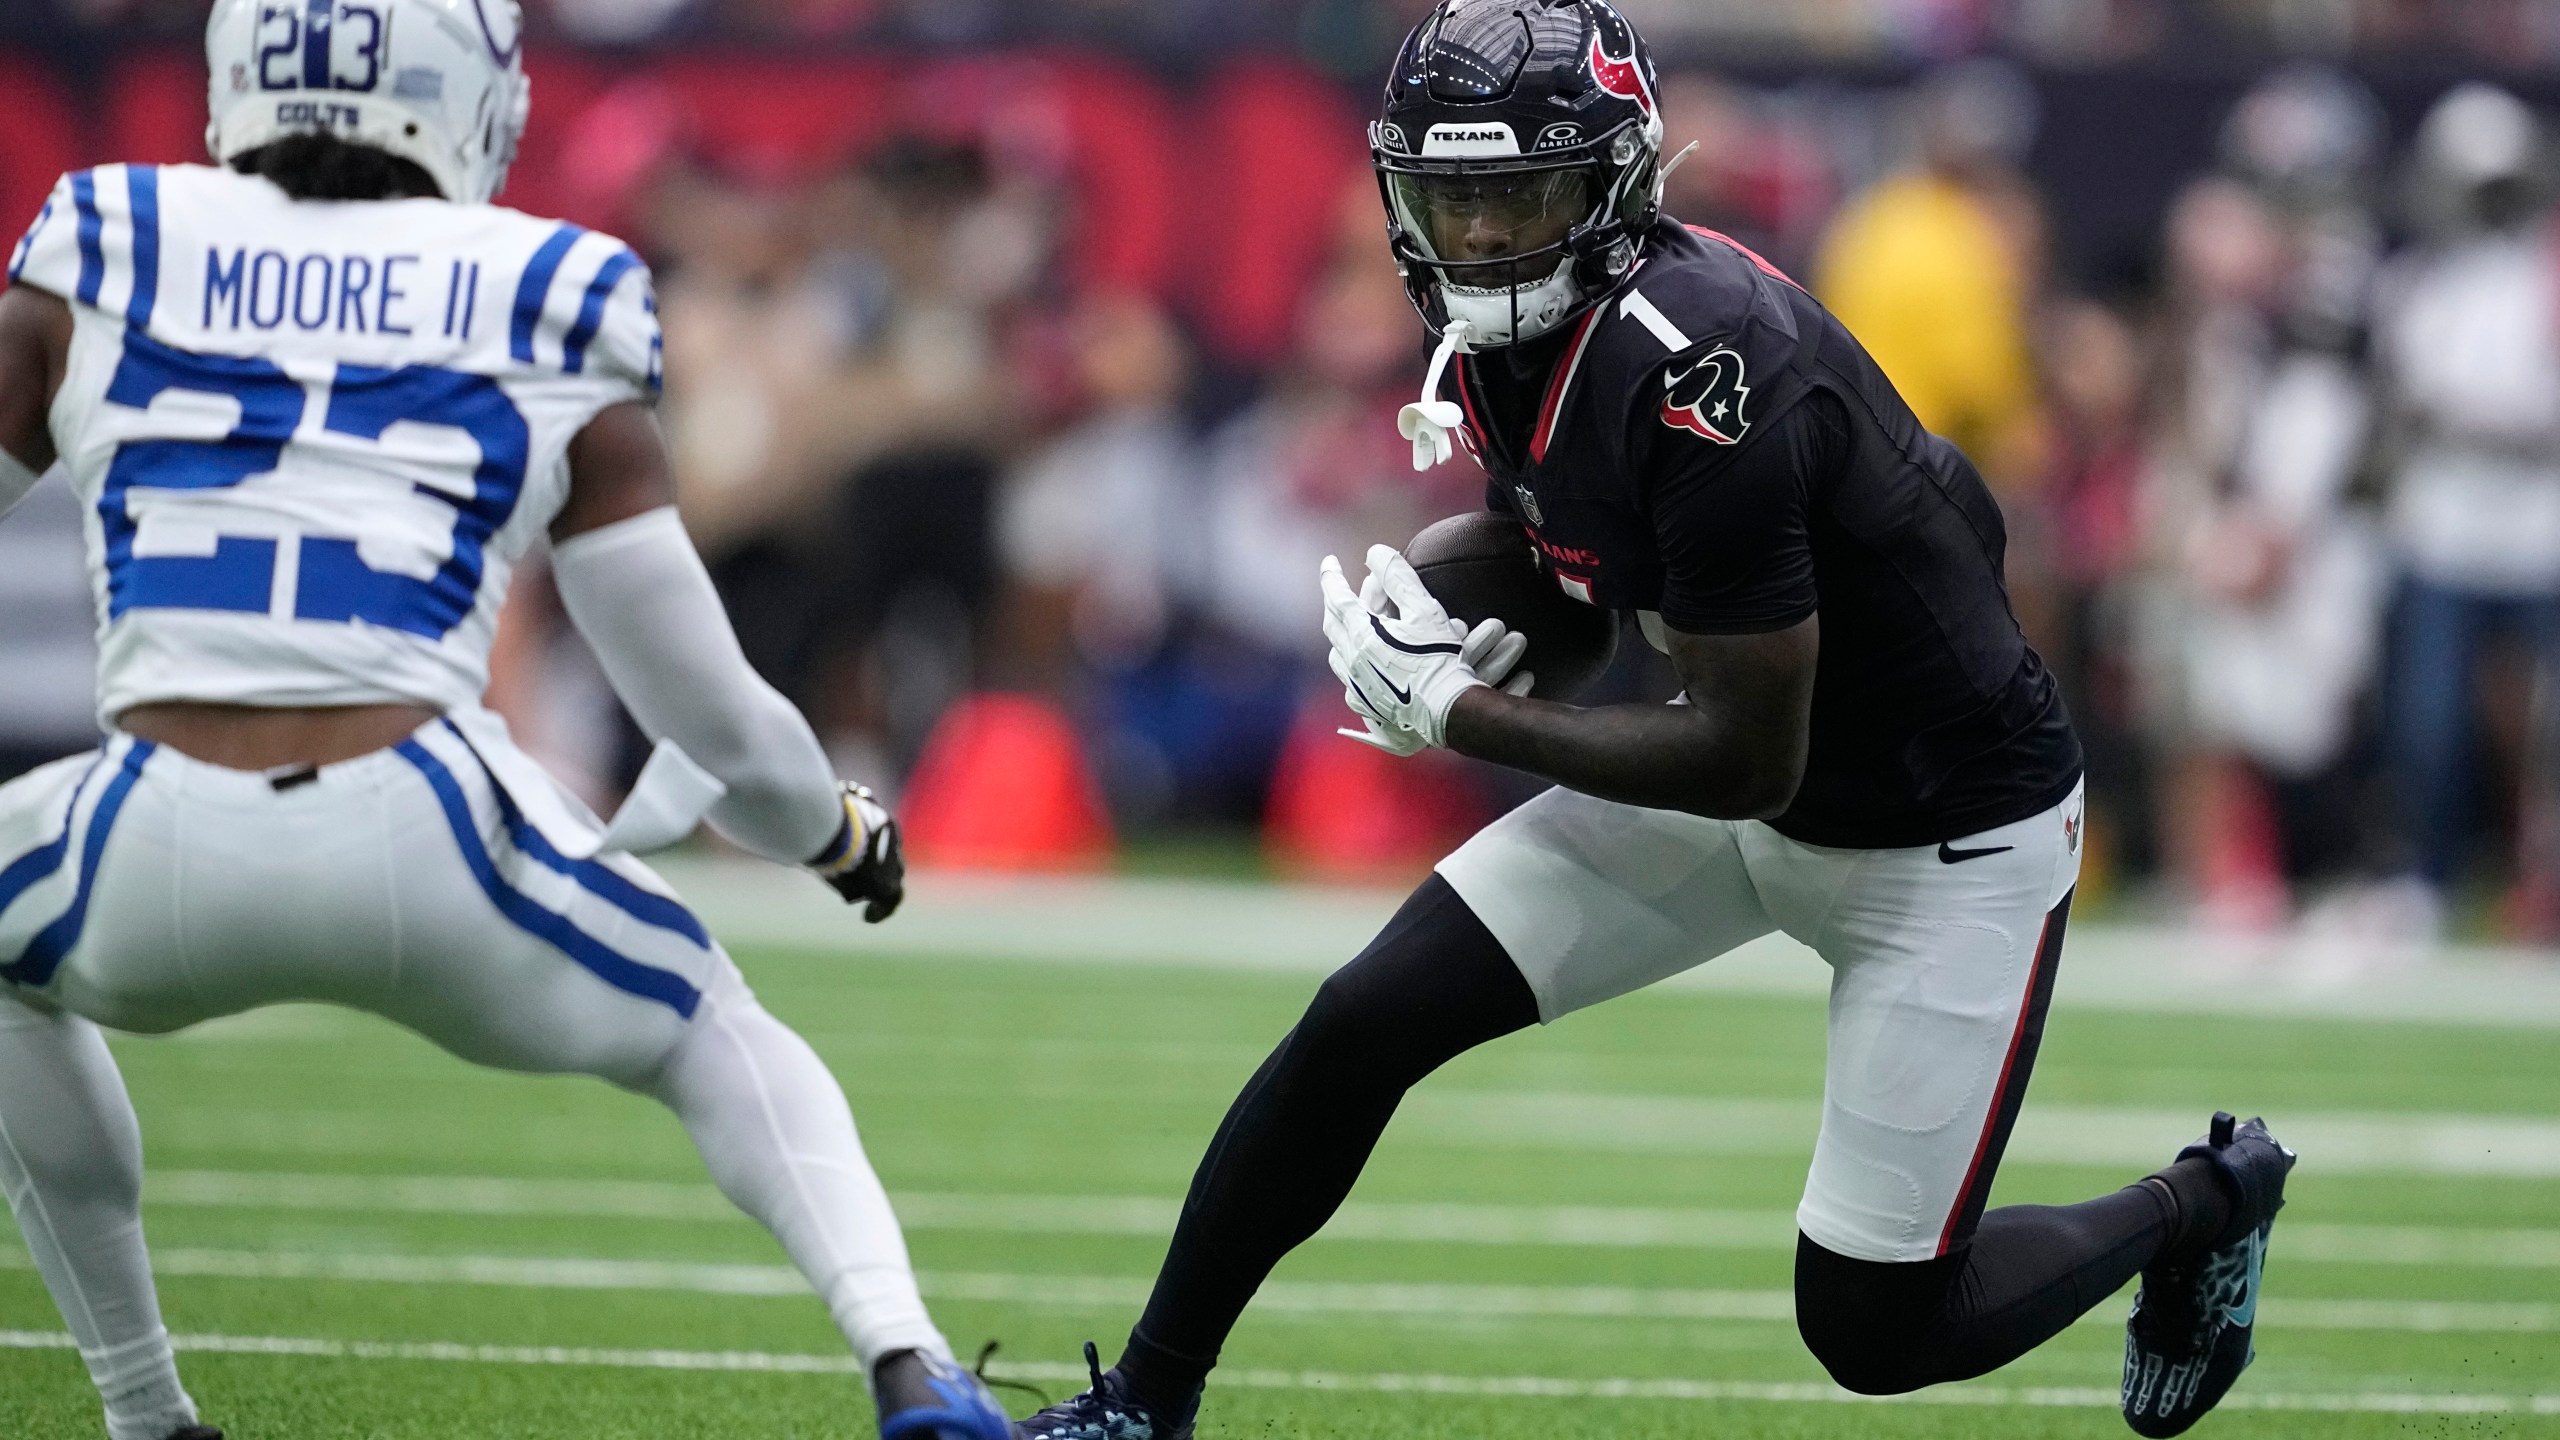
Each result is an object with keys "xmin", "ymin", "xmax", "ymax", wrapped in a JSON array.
[{"xmin": 1661, "ymin": 346, "xmax": 1752, "ymax": 444}]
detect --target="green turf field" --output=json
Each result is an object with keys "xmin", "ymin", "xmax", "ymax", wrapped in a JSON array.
[{"xmin": 4, "ymin": 886, "xmax": 2558, "ymax": 1437}]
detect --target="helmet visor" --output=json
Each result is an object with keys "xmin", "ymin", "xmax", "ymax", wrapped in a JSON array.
[{"xmin": 1386, "ymin": 166, "xmax": 1592, "ymax": 289}]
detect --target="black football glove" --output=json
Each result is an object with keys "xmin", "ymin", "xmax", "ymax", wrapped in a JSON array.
[{"xmin": 807, "ymin": 783, "xmax": 904, "ymax": 923}]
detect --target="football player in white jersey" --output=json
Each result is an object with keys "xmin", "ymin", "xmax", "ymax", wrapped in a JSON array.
[{"xmin": 0, "ymin": 4, "xmax": 1017, "ymax": 1438}]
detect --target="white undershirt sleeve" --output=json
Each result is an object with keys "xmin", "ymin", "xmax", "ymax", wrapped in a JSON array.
[{"xmin": 550, "ymin": 506, "xmax": 843, "ymax": 866}]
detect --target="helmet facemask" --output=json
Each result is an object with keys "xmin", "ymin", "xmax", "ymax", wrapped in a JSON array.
[
  {"xmin": 1384, "ymin": 164, "xmax": 1588, "ymax": 347},
  {"xmin": 1375, "ymin": 120, "xmax": 1656, "ymax": 349}
]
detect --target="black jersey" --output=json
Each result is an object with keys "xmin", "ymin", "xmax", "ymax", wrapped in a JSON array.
[{"xmin": 1445, "ymin": 219, "xmax": 2081, "ymax": 848}]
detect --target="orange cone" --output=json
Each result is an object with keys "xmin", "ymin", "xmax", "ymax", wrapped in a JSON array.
[
  {"xmin": 900, "ymin": 693, "xmax": 1115, "ymax": 872},
  {"xmin": 1263, "ymin": 699, "xmax": 1491, "ymax": 884}
]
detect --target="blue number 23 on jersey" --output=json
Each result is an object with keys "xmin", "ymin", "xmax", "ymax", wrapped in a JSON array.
[{"xmin": 99, "ymin": 327, "xmax": 528, "ymax": 639}]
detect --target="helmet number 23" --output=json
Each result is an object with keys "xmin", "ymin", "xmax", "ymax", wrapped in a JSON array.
[
  {"xmin": 98, "ymin": 329, "xmax": 529, "ymax": 641},
  {"xmin": 256, "ymin": 2, "xmax": 386, "ymax": 94}
]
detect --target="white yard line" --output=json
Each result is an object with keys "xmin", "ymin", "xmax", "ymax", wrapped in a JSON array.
[
  {"xmin": 134, "ymin": 1094, "xmax": 2560, "ymax": 1177},
  {"xmin": 1404, "ymin": 1092, "xmax": 2560, "ymax": 1178},
  {"xmin": 643, "ymin": 855, "xmax": 2560, "ymax": 1030},
  {"xmin": 1, "ymin": 1329, "xmax": 2554, "ymax": 1416},
  {"xmin": 138, "ymin": 1169, "xmax": 2560, "ymax": 1268},
  {"xmin": 2, "ymin": 1247, "xmax": 2548, "ymax": 1333}
]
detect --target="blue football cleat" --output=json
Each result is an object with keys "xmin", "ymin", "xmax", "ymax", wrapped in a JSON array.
[
  {"xmin": 877, "ymin": 1351, "xmax": 1020, "ymax": 1440},
  {"xmin": 1017, "ymin": 1343, "xmax": 1196, "ymax": 1440},
  {"xmin": 2121, "ymin": 1112, "xmax": 2296, "ymax": 1437}
]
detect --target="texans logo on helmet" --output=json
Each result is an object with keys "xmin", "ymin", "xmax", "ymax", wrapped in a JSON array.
[
  {"xmin": 1661, "ymin": 347, "xmax": 1751, "ymax": 444},
  {"xmin": 1587, "ymin": 31, "xmax": 1655, "ymax": 122}
]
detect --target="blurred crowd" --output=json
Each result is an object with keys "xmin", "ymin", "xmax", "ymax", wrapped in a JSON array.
[
  {"xmin": 2, "ymin": 26, "xmax": 2559, "ymax": 944},
  {"xmin": 16, "ymin": 0, "xmax": 2560, "ymax": 72},
  {"xmin": 491, "ymin": 57, "xmax": 2560, "ymax": 941},
  {"xmin": 1821, "ymin": 64, "xmax": 2560, "ymax": 944}
]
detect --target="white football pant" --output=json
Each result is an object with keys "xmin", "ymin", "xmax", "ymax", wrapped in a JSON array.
[
  {"xmin": 0, "ymin": 721, "xmax": 949, "ymax": 1440},
  {"xmin": 1440, "ymin": 779, "xmax": 2085, "ymax": 1264}
]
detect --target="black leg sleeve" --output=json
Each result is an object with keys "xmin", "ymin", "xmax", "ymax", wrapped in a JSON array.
[
  {"xmin": 1794, "ymin": 1182, "xmax": 2180, "ymax": 1394},
  {"xmin": 1116, "ymin": 875, "xmax": 1538, "ymax": 1411}
]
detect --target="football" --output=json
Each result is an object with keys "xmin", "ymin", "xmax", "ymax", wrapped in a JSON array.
[{"xmin": 1405, "ymin": 510, "xmax": 1620, "ymax": 701}]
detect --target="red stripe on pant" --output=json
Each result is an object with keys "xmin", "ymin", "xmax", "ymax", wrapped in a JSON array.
[{"xmin": 1935, "ymin": 888, "xmax": 2074, "ymax": 1256}]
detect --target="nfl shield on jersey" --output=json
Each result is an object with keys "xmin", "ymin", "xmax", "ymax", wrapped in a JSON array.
[{"xmin": 7, "ymin": 162, "xmax": 661, "ymax": 724}]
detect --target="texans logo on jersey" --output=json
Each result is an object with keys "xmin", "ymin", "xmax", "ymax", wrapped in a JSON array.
[{"xmin": 1661, "ymin": 347, "xmax": 1751, "ymax": 444}]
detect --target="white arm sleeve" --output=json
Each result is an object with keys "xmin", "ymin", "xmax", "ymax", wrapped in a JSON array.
[
  {"xmin": 0, "ymin": 450, "xmax": 39, "ymax": 522},
  {"xmin": 551, "ymin": 506, "xmax": 844, "ymax": 865}
]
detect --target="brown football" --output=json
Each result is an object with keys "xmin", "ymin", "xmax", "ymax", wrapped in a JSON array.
[{"xmin": 1404, "ymin": 511, "xmax": 1619, "ymax": 701}]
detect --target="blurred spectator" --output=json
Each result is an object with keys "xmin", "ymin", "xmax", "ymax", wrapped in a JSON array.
[
  {"xmin": 2033, "ymin": 298, "xmax": 2155, "ymax": 896},
  {"xmin": 1654, "ymin": 74, "xmax": 1835, "ymax": 277},
  {"xmin": 668, "ymin": 136, "xmax": 1055, "ymax": 783},
  {"xmin": 2372, "ymin": 84, "xmax": 2560, "ymax": 940},
  {"xmin": 1196, "ymin": 183, "xmax": 1466, "ymax": 671},
  {"xmin": 1813, "ymin": 60, "xmax": 2048, "ymax": 493},
  {"xmin": 2138, "ymin": 67, "xmax": 2390, "ymax": 933},
  {"xmin": 994, "ymin": 292, "xmax": 1193, "ymax": 693},
  {"xmin": 1185, "ymin": 181, "xmax": 1487, "ymax": 836}
]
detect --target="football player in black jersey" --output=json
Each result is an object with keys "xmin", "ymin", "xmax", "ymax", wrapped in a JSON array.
[{"xmin": 1020, "ymin": 4, "xmax": 2294, "ymax": 1438}]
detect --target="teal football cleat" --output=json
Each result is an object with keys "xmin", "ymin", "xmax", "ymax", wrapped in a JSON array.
[
  {"xmin": 2120, "ymin": 1112, "xmax": 2296, "ymax": 1436},
  {"xmin": 1017, "ymin": 1343, "xmax": 1196, "ymax": 1440}
]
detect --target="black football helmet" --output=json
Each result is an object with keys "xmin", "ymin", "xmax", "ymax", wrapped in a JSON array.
[{"xmin": 1371, "ymin": 0, "xmax": 1668, "ymax": 349}]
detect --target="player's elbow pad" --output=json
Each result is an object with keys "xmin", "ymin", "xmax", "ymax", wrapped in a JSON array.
[{"xmin": 550, "ymin": 506, "xmax": 842, "ymax": 865}]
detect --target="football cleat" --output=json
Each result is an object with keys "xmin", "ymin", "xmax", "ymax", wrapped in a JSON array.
[
  {"xmin": 876, "ymin": 1350, "xmax": 1020, "ymax": 1440},
  {"xmin": 2120, "ymin": 1112, "xmax": 2297, "ymax": 1437},
  {"xmin": 1017, "ymin": 1342, "xmax": 1196, "ymax": 1440},
  {"xmin": 164, "ymin": 1428, "xmax": 223, "ymax": 1440}
]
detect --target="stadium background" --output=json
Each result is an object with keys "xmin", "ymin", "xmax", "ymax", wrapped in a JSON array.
[{"xmin": 3, "ymin": 2, "xmax": 2560, "ymax": 1436}]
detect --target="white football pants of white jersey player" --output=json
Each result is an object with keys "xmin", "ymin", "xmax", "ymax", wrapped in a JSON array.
[
  {"xmin": 1438, "ymin": 778, "xmax": 2084, "ymax": 1265},
  {"xmin": 0, "ymin": 719, "xmax": 944, "ymax": 1440}
]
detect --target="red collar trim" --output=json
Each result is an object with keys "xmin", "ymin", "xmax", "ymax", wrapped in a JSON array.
[
  {"xmin": 1529, "ymin": 305, "xmax": 1606, "ymax": 465},
  {"xmin": 1685, "ymin": 224, "xmax": 1803, "ymax": 291}
]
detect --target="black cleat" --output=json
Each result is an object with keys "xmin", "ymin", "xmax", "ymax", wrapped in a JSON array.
[
  {"xmin": 1017, "ymin": 1342, "xmax": 1195, "ymax": 1440},
  {"xmin": 2121, "ymin": 1112, "xmax": 2297, "ymax": 1436},
  {"xmin": 165, "ymin": 1429, "xmax": 223, "ymax": 1440}
]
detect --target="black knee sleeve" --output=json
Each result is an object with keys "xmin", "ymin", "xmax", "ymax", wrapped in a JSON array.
[
  {"xmin": 1794, "ymin": 1234, "xmax": 1959, "ymax": 1395},
  {"xmin": 1285, "ymin": 874, "xmax": 1539, "ymax": 1089}
]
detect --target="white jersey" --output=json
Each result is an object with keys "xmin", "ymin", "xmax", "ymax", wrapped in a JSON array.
[{"xmin": 8, "ymin": 163, "xmax": 661, "ymax": 723}]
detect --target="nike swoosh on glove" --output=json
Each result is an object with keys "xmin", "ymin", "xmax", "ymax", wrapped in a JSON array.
[
  {"xmin": 808, "ymin": 783, "xmax": 905, "ymax": 922},
  {"xmin": 1321, "ymin": 543, "xmax": 1531, "ymax": 755}
]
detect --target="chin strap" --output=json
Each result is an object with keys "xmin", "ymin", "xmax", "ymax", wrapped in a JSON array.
[
  {"xmin": 1395, "ymin": 318, "xmax": 1475, "ymax": 471},
  {"xmin": 1657, "ymin": 139, "xmax": 1699, "ymax": 191}
]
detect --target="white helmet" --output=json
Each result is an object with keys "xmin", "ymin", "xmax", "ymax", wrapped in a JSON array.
[{"xmin": 205, "ymin": 0, "xmax": 531, "ymax": 204}]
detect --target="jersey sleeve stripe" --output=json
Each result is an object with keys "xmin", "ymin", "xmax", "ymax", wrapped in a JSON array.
[
  {"xmin": 70, "ymin": 170, "xmax": 104, "ymax": 306},
  {"xmin": 7, "ymin": 197, "xmax": 52, "ymax": 283},
  {"xmin": 508, "ymin": 222, "xmax": 588, "ymax": 363},
  {"xmin": 558, "ymin": 249, "xmax": 641, "ymax": 375},
  {"xmin": 1621, "ymin": 290, "xmax": 1692, "ymax": 353},
  {"xmin": 643, "ymin": 293, "xmax": 663, "ymax": 392},
  {"xmin": 125, "ymin": 166, "xmax": 161, "ymax": 328}
]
